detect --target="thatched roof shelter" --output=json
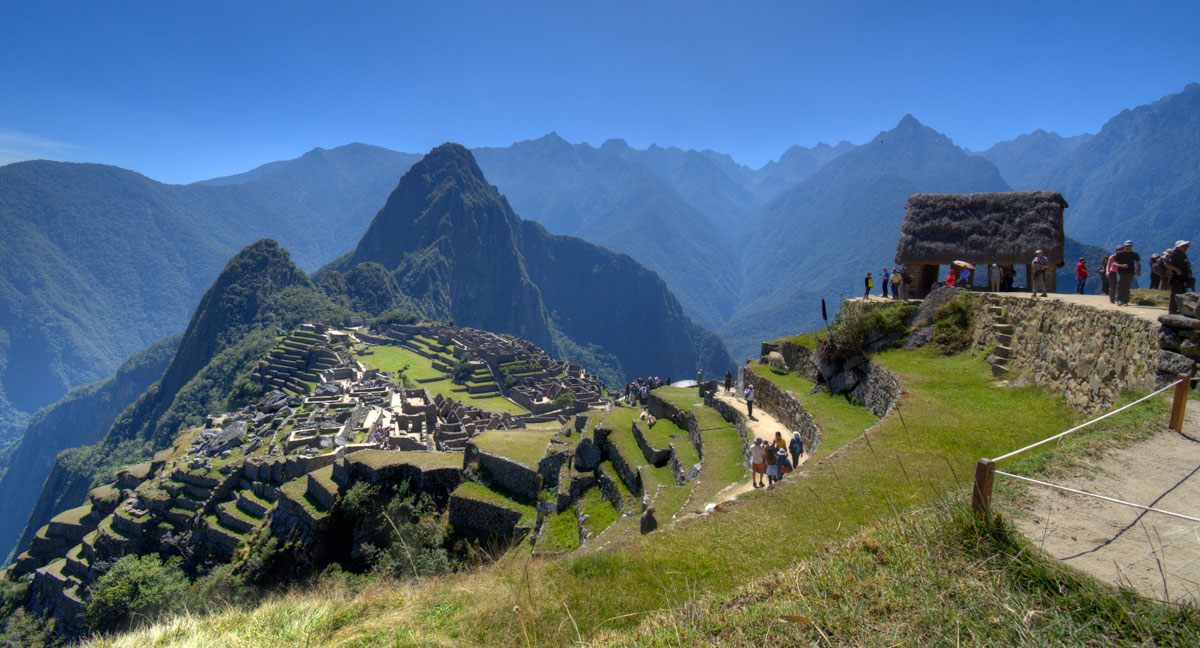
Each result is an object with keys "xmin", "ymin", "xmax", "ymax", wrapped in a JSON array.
[{"xmin": 895, "ymin": 191, "xmax": 1067, "ymax": 267}]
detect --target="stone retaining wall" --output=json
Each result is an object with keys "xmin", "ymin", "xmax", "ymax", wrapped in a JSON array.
[
  {"xmin": 852, "ymin": 362, "xmax": 902, "ymax": 419},
  {"xmin": 466, "ymin": 446, "xmax": 542, "ymax": 500},
  {"xmin": 742, "ymin": 373, "xmax": 823, "ymax": 453},
  {"xmin": 970, "ymin": 293, "xmax": 1157, "ymax": 412},
  {"xmin": 447, "ymin": 494, "xmax": 529, "ymax": 543}
]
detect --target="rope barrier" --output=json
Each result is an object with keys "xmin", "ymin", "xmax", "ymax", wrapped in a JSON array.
[
  {"xmin": 990, "ymin": 378, "xmax": 1183, "ymax": 463},
  {"xmin": 994, "ymin": 470, "xmax": 1200, "ymax": 524}
]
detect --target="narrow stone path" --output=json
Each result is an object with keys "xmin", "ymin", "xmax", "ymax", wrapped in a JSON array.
[{"xmin": 705, "ymin": 391, "xmax": 809, "ymax": 503}]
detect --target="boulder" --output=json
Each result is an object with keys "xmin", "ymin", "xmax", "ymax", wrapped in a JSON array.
[
  {"xmin": 1183, "ymin": 339, "xmax": 1200, "ymax": 360},
  {"xmin": 1158, "ymin": 314, "xmax": 1200, "ymax": 330},
  {"xmin": 828, "ymin": 370, "xmax": 859, "ymax": 393},
  {"xmin": 1157, "ymin": 350, "xmax": 1197, "ymax": 377},
  {"xmin": 1175, "ymin": 293, "xmax": 1200, "ymax": 318},
  {"xmin": 1160, "ymin": 327, "xmax": 1186, "ymax": 351},
  {"xmin": 573, "ymin": 438, "xmax": 601, "ymax": 472},
  {"xmin": 911, "ymin": 286, "xmax": 963, "ymax": 326}
]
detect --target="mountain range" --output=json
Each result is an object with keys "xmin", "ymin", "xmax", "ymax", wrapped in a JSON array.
[{"xmin": 2, "ymin": 83, "xmax": 1199, "ymax": 563}]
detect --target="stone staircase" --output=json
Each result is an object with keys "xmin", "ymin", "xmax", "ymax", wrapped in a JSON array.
[{"xmin": 986, "ymin": 305, "xmax": 1015, "ymax": 376}]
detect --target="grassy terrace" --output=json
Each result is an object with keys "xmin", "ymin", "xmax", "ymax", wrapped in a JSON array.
[
  {"xmin": 87, "ymin": 348, "xmax": 1192, "ymax": 648},
  {"xmin": 470, "ymin": 428, "xmax": 556, "ymax": 468},
  {"xmin": 636, "ymin": 417, "xmax": 699, "ymax": 467},
  {"xmin": 348, "ymin": 449, "xmax": 463, "ymax": 472},
  {"xmin": 578, "ymin": 488, "xmax": 619, "ymax": 539},
  {"xmin": 359, "ymin": 344, "xmax": 528, "ymax": 414},
  {"xmin": 600, "ymin": 406, "xmax": 694, "ymax": 521},
  {"xmin": 750, "ymin": 362, "xmax": 879, "ymax": 462},
  {"xmin": 452, "ymin": 481, "xmax": 536, "ymax": 527},
  {"xmin": 536, "ymin": 508, "xmax": 580, "ymax": 552}
]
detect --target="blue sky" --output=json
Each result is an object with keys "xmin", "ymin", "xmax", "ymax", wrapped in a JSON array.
[{"xmin": 1, "ymin": 1, "xmax": 1197, "ymax": 184}]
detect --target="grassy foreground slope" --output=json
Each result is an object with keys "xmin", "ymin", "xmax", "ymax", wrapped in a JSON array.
[{"xmin": 85, "ymin": 349, "xmax": 1195, "ymax": 647}]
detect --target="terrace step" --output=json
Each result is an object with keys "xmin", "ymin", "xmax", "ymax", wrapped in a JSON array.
[
  {"xmin": 217, "ymin": 500, "xmax": 258, "ymax": 535},
  {"xmin": 992, "ymin": 345, "xmax": 1012, "ymax": 359}
]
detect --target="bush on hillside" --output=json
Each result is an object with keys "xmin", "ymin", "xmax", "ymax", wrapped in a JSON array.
[
  {"xmin": 373, "ymin": 308, "xmax": 420, "ymax": 328},
  {"xmin": 819, "ymin": 302, "xmax": 916, "ymax": 361},
  {"xmin": 86, "ymin": 554, "xmax": 189, "ymax": 632},
  {"xmin": 553, "ymin": 392, "xmax": 576, "ymax": 409},
  {"xmin": 341, "ymin": 482, "xmax": 453, "ymax": 579},
  {"xmin": 932, "ymin": 293, "xmax": 975, "ymax": 354}
]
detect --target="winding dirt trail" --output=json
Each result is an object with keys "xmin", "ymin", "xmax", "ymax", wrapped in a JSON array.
[{"xmin": 705, "ymin": 391, "xmax": 809, "ymax": 503}]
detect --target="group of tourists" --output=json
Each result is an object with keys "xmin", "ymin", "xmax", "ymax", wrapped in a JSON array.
[
  {"xmin": 1099, "ymin": 240, "xmax": 1193, "ymax": 312},
  {"xmin": 747, "ymin": 431, "xmax": 804, "ymax": 488},
  {"xmin": 864, "ymin": 266, "xmax": 912, "ymax": 300},
  {"xmin": 623, "ymin": 376, "xmax": 668, "ymax": 405}
]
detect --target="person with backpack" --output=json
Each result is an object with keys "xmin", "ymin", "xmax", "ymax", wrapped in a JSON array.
[
  {"xmin": 1166, "ymin": 241, "xmax": 1192, "ymax": 314},
  {"xmin": 1112, "ymin": 240, "xmax": 1141, "ymax": 306},
  {"xmin": 1150, "ymin": 253, "xmax": 1164, "ymax": 290},
  {"xmin": 890, "ymin": 267, "xmax": 901, "ymax": 299},
  {"xmin": 724, "ymin": 370, "xmax": 733, "ymax": 393},
  {"xmin": 776, "ymin": 448, "xmax": 793, "ymax": 477},
  {"xmin": 788, "ymin": 431, "xmax": 804, "ymax": 468},
  {"xmin": 764, "ymin": 440, "xmax": 779, "ymax": 484}
]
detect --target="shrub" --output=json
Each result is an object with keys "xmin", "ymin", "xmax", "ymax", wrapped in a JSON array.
[
  {"xmin": 341, "ymin": 482, "xmax": 453, "ymax": 579},
  {"xmin": 373, "ymin": 309, "xmax": 420, "ymax": 328},
  {"xmin": 932, "ymin": 292, "xmax": 975, "ymax": 354},
  {"xmin": 553, "ymin": 392, "xmax": 577, "ymax": 409},
  {"xmin": 819, "ymin": 301, "xmax": 916, "ymax": 361},
  {"xmin": 86, "ymin": 554, "xmax": 189, "ymax": 632}
]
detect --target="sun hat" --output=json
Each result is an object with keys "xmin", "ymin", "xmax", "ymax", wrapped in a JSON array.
[
  {"xmin": 1176, "ymin": 240, "xmax": 1190, "ymax": 247},
  {"xmin": 1124, "ymin": 240, "xmax": 1133, "ymax": 246},
  {"xmin": 1035, "ymin": 249, "xmax": 1043, "ymax": 253}
]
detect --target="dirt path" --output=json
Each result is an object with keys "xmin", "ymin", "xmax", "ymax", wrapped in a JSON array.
[
  {"xmin": 1007, "ymin": 407, "xmax": 1200, "ymax": 604},
  {"xmin": 707, "ymin": 391, "xmax": 809, "ymax": 502}
]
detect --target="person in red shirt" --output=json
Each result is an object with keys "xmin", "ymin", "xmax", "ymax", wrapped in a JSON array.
[{"xmin": 1075, "ymin": 257, "xmax": 1088, "ymax": 294}]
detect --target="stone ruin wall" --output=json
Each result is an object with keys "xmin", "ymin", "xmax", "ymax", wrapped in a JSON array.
[{"xmin": 969, "ymin": 293, "xmax": 1157, "ymax": 413}]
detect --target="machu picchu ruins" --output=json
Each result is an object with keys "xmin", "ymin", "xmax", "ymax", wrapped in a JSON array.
[{"xmin": 3, "ymin": 320, "xmax": 754, "ymax": 638}]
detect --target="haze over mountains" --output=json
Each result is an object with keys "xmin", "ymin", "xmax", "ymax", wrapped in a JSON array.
[{"xmin": 1, "ymin": 82, "xmax": 1198, "ymax": 503}]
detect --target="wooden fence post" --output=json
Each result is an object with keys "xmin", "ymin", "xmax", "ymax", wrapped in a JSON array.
[
  {"xmin": 1169, "ymin": 373, "xmax": 1190, "ymax": 432},
  {"xmin": 971, "ymin": 458, "xmax": 995, "ymax": 515}
]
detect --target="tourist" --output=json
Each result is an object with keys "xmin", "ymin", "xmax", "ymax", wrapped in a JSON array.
[
  {"xmin": 1166, "ymin": 240, "xmax": 1192, "ymax": 315},
  {"xmin": 789, "ymin": 431, "xmax": 804, "ymax": 467},
  {"xmin": 1107, "ymin": 249, "xmax": 1121, "ymax": 303},
  {"xmin": 864, "ymin": 272, "xmax": 873, "ymax": 299},
  {"xmin": 1149, "ymin": 253, "xmax": 1164, "ymax": 290},
  {"xmin": 1100, "ymin": 255, "xmax": 1111, "ymax": 296},
  {"xmin": 776, "ymin": 448, "xmax": 793, "ymax": 477},
  {"xmin": 1003, "ymin": 265, "xmax": 1016, "ymax": 292},
  {"xmin": 724, "ymin": 370, "xmax": 733, "ymax": 393},
  {"xmin": 749, "ymin": 439, "xmax": 766, "ymax": 488},
  {"xmin": 944, "ymin": 268, "xmax": 956, "ymax": 287},
  {"xmin": 1075, "ymin": 257, "xmax": 1088, "ymax": 294},
  {"xmin": 697, "ymin": 369, "xmax": 703, "ymax": 384},
  {"xmin": 1031, "ymin": 249, "xmax": 1050, "ymax": 297},
  {"xmin": 958, "ymin": 265, "xmax": 971, "ymax": 288},
  {"xmin": 745, "ymin": 384, "xmax": 756, "ymax": 418},
  {"xmin": 1112, "ymin": 240, "xmax": 1141, "ymax": 306},
  {"xmin": 881, "ymin": 268, "xmax": 890, "ymax": 298},
  {"xmin": 773, "ymin": 431, "xmax": 787, "ymax": 453},
  {"xmin": 764, "ymin": 440, "xmax": 779, "ymax": 484},
  {"xmin": 989, "ymin": 263, "xmax": 1002, "ymax": 292},
  {"xmin": 890, "ymin": 267, "xmax": 901, "ymax": 299}
]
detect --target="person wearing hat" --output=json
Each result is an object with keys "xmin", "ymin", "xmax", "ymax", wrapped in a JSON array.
[
  {"xmin": 1031, "ymin": 249, "xmax": 1050, "ymax": 297},
  {"xmin": 1149, "ymin": 253, "xmax": 1164, "ymax": 290},
  {"xmin": 1107, "ymin": 247, "xmax": 1123, "ymax": 303},
  {"xmin": 1165, "ymin": 240, "xmax": 1192, "ymax": 314},
  {"xmin": 1075, "ymin": 257, "xmax": 1088, "ymax": 294},
  {"xmin": 1111, "ymin": 240, "xmax": 1141, "ymax": 306}
]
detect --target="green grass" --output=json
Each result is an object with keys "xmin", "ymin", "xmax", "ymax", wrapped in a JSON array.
[
  {"xmin": 1131, "ymin": 287, "xmax": 1171, "ymax": 307},
  {"xmin": 636, "ymin": 418, "xmax": 700, "ymax": 467},
  {"xmin": 348, "ymin": 449, "xmax": 464, "ymax": 472},
  {"xmin": 751, "ymin": 362, "xmax": 878, "ymax": 462},
  {"xmin": 680, "ymin": 423, "xmax": 745, "ymax": 515},
  {"xmin": 597, "ymin": 463, "xmax": 635, "ymax": 509},
  {"xmin": 453, "ymin": 481, "xmax": 536, "ymax": 527},
  {"xmin": 578, "ymin": 489, "xmax": 619, "ymax": 539},
  {"xmin": 471, "ymin": 428, "xmax": 556, "ymax": 468},
  {"xmin": 537, "ymin": 508, "xmax": 581, "ymax": 552},
  {"xmin": 652, "ymin": 386, "xmax": 703, "ymax": 411},
  {"xmin": 359, "ymin": 344, "xmax": 445, "ymax": 381},
  {"xmin": 84, "ymin": 347, "xmax": 1185, "ymax": 648}
]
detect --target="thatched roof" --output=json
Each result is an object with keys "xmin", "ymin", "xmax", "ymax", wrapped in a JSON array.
[{"xmin": 894, "ymin": 191, "xmax": 1067, "ymax": 267}]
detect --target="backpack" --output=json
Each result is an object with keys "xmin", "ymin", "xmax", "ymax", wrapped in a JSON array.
[{"xmin": 1153, "ymin": 257, "xmax": 1166, "ymax": 277}]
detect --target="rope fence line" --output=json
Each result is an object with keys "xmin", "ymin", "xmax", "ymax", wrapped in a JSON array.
[
  {"xmin": 972, "ymin": 373, "xmax": 1195, "ymax": 517},
  {"xmin": 994, "ymin": 470, "xmax": 1200, "ymax": 524}
]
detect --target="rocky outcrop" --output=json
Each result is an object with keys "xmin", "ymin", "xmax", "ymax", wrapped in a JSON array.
[{"xmin": 1154, "ymin": 294, "xmax": 1200, "ymax": 387}]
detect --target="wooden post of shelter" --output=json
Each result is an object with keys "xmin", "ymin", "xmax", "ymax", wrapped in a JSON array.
[
  {"xmin": 971, "ymin": 458, "xmax": 995, "ymax": 515},
  {"xmin": 1169, "ymin": 373, "xmax": 1190, "ymax": 432}
]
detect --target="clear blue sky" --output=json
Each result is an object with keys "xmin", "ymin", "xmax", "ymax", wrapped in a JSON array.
[{"xmin": 1, "ymin": 1, "xmax": 1196, "ymax": 184}]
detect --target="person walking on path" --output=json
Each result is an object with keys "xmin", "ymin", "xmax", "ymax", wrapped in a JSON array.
[
  {"xmin": 724, "ymin": 370, "xmax": 733, "ymax": 394},
  {"xmin": 1032, "ymin": 250, "xmax": 1050, "ymax": 296},
  {"xmin": 890, "ymin": 267, "xmax": 901, "ymax": 299},
  {"xmin": 881, "ymin": 268, "xmax": 890, "ymax": 298},
  {"xmin": 1075, "ymin": 257, "xmax": 1088, "ymax": 294},
  {"xmin": 764, "ymin": 440, "xmax": 779, "ymax": 485},
  {"xmin": 1166, "ymin": 240, "xmax": 1192, "ymax": 314},
  {"xmin": 864, "ymin": 272, "xmax": 873, "ymax": 299},
  {"xmin": 749, "ymin": 439, "xmax": 766, "ymax": 488},
  {"xmin": 1150, "ymin": 253, "xmax": 1164, "ymax": 290},
  {"xmin": 744, "ymin": 384, "xmax": 756, "ymax": 418},
  {"xmin": 1112, "ymin": 240, "xmax": 1141, "ymax": 306},
  {"xmin": 1107, "ymin": 249, "xmax": 1121, "ymax": 303},
  {"xmin": 789, "ymin": 431, "xmax": 804, "ymax": 468},
  {"xmin": 772, "ymin": 431, "xmax": 787, "ymax": 454},
  {"xmin": 776, "ymin": 448, "xmax": 793, "ymax": 477},
  {"xmin": 1100, "ymin": 255, "xmax": 1111, "ymax": 297}
]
